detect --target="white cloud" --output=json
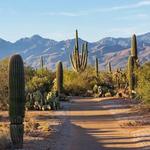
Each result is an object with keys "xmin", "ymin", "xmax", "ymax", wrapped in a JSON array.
[
  {"xmin": 44, "ymin": 11, "xmax": 87, "ymax": 17},
  {"xmin": 116, "ymin": 13, "xmax": 149, "ymax": 21},
  {"xmin": 43, "ymin": 0, "xmax": 150, "ymax": 17},
  {"xmin": 95, "ymin": 0, "xmax": 150, "ymax": 12}
]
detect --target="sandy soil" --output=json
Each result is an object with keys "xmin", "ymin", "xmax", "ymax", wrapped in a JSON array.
[{"xmin": 0, "ymin": 97, "xmax": 150, "ymax": 150}]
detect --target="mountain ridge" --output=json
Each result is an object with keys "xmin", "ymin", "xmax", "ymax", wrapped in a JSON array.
[{"xmin": 0, "ymin": 32, "xmax": 150, "ymax": 70}]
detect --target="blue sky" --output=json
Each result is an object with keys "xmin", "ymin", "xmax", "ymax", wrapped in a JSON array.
[{"xmin": 0, "ymin": 0, "xmax": 150, "ymax": 42}]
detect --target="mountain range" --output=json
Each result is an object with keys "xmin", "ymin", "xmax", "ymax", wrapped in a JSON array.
[{"xmin": 0, "ymin": 32, "xmax": 150, "ymax": 70}]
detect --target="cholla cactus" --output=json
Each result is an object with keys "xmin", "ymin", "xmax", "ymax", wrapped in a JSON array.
[{"xmin": 70, "ymin": 30, "xmax": 88, "ymax": 72}]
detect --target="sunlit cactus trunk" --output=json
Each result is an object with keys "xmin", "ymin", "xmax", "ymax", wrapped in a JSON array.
[
  {"xmin": 131, "ymin": 34, "xmax": 137, "ymax": 59},
  {"xmin": 127, "ymin": 34, "xmax": 139, "ymax": 97},
  {"xmin": 128, "ymin": 56, "xmax": 135, "ymax": 97},
  {"xmin": 131, "ymin": 34, "xmax": 139, "ymax": 68},
  {"xmin": 108, "ymin": 61, "xmax": 112, "ymax": 73},
  {"xmin": 56, "ymin": 61, "xmax": 63, "ymax": 95},
  {"xmin": 9, "ymin": 54, "xmax": 25, "ymax": 149}
]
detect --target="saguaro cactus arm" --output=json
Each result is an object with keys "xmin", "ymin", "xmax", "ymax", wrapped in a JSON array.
[{"xmin": 70, "ymin": 30, "xmax": 88, "ymax": 72}]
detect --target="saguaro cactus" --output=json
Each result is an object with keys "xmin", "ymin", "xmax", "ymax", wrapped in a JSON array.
[
  {"xmin": 9, "ymin": 54, "xmax": 25, "ymax": 149},
  {"xmin": 95, "ymin": 58, "xmax": 99, "ymax": 77},
  {"xmin": 40, "ymin": 56, "xmax": 44, "ymax": 69},
  {"xmin": 131, "ymin": 34, "xmax": 138, "ymax": 59},
  {"xmin": 70, "ymin": 30, "xmax": 88, "ymax": 72},
  {"xmin": 128, "ymin": 56, "xmax": 135, "ymax": 95},
  {"xmin": 131, "ymin": 34, "xmax": 139, "ymax": 67},
  {"xmin": 108, "ymin": 61, "xmax": 112, "ymax": 73},
  {"xmin": 56, "ymin": 61, "xmax": 63, "ymax": 95}
]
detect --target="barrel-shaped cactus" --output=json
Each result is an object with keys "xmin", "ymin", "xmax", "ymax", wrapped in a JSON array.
[
  {"xmin": 95, "ymin": 58, "xmax": 98, "ymax": 77},
  {"xmin": 9, "ymin": 54, "xmax": 25, "ymax": 149},
  {"xmin": 70, "ymin": 30, "xmax": 88, "ymax": 72},
  {"xmin": 56, "ymin": 61, "xmax": 63, "ymax": 95}
]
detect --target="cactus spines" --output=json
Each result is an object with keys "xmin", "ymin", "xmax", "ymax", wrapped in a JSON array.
[
  {"xmin": 95, "ymin": 58, "xmax": 99, "ymax": 77},
  {"xmin": 56, "ymin": 61, "xmax": 63, "ymax": 95},
  {"xmin": 128, "ymin": 56, "xmax": 135, "ymax": 95},
  {"xmin": 9, "ymin": 54, "xmax": 25, "ymax": 149},
  {"xmin": 108, "ymin": 61, "xmax": 112, "ymax": 73},
  {"xmin": 70, "ymin": 30, "xmax": 88, "ymax": 72}
]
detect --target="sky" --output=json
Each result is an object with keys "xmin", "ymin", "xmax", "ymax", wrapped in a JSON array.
[{"xmin": 0, "ymin": 0, "xmax": 150, "ymax": 42}]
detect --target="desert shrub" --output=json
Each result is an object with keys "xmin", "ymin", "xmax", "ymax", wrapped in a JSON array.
[
  {"xmin": 24, "ymin": 65, "xmax": 36, "ymax": 82},
  {"xmin": 26, "ymin": 68, "xmax": 55, "ymax": 93},
  {"xmin": 25, "ymin": 68, "xmax": 55, "ymax": 109},
  {"xmin": 64, "ymin": 66, "xmax": 115, "ymax": 96},
  {"xmin": 64, "ymin": 66, "xmax": 97, "ymax": 96},
  {"xmin": 0, "ymin": 58, "xmax": 9, "ymax": 110},
  {"xmin": 136, "ymin": 62, "xmax": 150, "ymax": 104}
]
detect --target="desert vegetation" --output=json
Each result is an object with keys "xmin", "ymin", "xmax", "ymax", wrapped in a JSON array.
[{"xmin": 0, "ymin": 30, "xmax": 149, "ymax": 149}]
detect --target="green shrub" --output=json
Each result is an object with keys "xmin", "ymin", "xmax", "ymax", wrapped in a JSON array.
[
  {"xmin": 64, "ymin": 66, "xmax": 115, "ymax": 96},
  {"xmin": 0, "ymin": 58, "xmax": 9, "ymax": 110},
  {"xmin": 64, "ymin": 66, "xmax": 97, "ymax": 96},
  {"xmin": 136, "ymin": 62, "xmax": 150, "ymax": 104}
]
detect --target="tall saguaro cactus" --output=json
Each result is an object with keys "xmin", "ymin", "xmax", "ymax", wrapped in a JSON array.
[
  {"xmin": 128, "ymin": 56, "xmax": 135, "ymax": 95},
  {"xmin": 131, "ymin": 34, "xmax": 139, "ymax": 67},
  {"xmin": 40, "ymin": 56, "xmax": 44, "ymax": 69},
  {"xmin": 56, "ymin": 61, "xmax": 63, "ymax": 95},
  {"xmin": 9, "ymin": 54, "xmax": 25, "ymax": 149},
  {"xmin": 127, "ymin": 34, "xmax": 139, "ymax": 97},
  {"xmin": 95, "ymin": 58, "xmax": 99, "ymax": 77},
  {"xmin": 108, "ymin": 61, "xmax": 112, "ymax": 73},
  {"xmin": 70, "ymin": 30, "xmax": 88, "ymax": 72}
]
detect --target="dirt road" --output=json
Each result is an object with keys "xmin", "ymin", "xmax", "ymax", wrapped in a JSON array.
[
  {"xmin": 1, "ymin": 97, "xmax": 147, "ymax": 149},
  {"xmin": 48, "ymin": 97, "xmax": 150, "ymax": 150}
]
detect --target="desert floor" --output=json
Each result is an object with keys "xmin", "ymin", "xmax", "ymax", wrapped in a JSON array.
[{"xmin": 0, "ymin": 97, "xmax": 150, "ymax": 150}]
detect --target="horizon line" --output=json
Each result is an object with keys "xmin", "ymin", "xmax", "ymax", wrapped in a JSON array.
[{"xmin": 0, "ymin": 31, "xmax": 150, "ymax": 43}]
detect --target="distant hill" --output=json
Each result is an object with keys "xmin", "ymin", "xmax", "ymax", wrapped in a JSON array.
[{"xmin": 0, "ymin": 32, "xmax": 150, "ymax": 70}]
